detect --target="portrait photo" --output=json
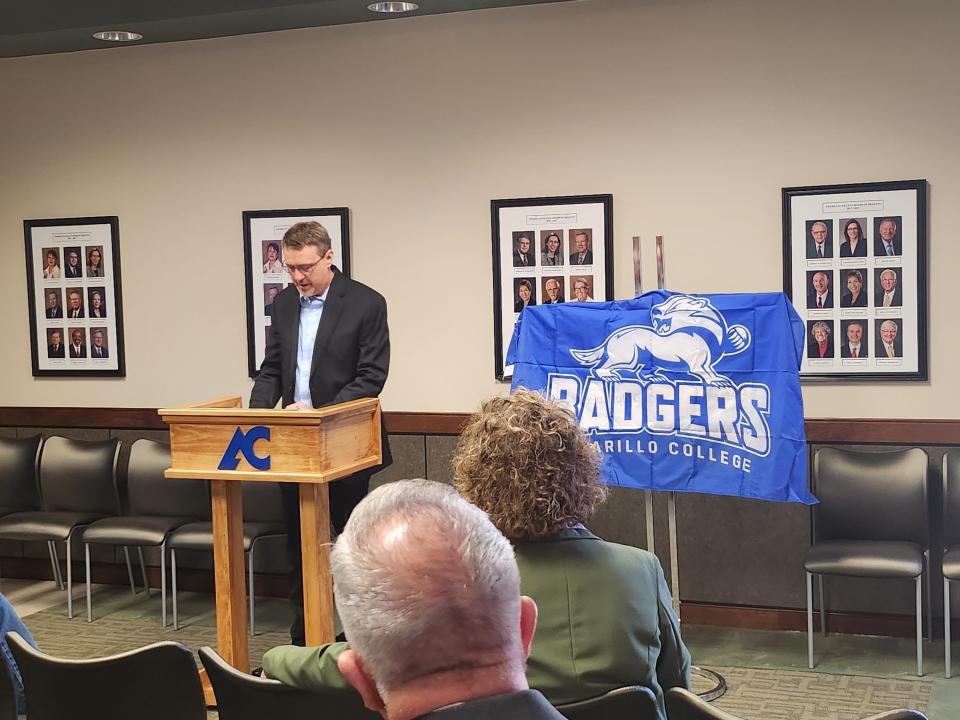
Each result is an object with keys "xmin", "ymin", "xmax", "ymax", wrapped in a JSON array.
[
  {"xmin": 86, "ymin": 246, "xmax": 105, "ymax": 277},
  {"xmin": 838, "ymin": 218, "xmax": 868, "ymax": 258},
  {"xmin": 569, "ymin": 228, "xmax": 593, "ymax": 265},
  {"xmin": 876, "ymin": 318, "xmax": 903, "ymax": 358},
  {"xmin": 839, "ymin": 268, "xmax": 868, "ymax": 308},
  {"xmin": 25, "ymin": 216, "xmax": 125, "ymax": 377},
  {"xmin": 65, "ymin": 287, "xmax": 85, "ymax": 319},
  {"xmin": 44, "ymin": 288, "xmax": 63, "ymax": 319},
  {"xmin": 839, "ymin": 319, "xmax": 868, "ymax": 359},
  {"xmin": 570, "ymin": 275, "xmax": 594, "ymax": 302},
  {"xmin": 89, "ymin": 327, "xmax": 110, "ymax": 359},
  {"xmin": 67, "ymin": 327, "xmax": 87, "ymax": 358},
  {"xmin": 513, "ymin": 277, "xmax": 537, "ymax": 313},
  {"xmin": 261, "ymin": 240, "xmax": 284, "ymax": 274},
  {"xmin": 41, "ymin": 247, "xmax": 61, "ymax": 279},
  {"xmin": 539, "ymin": 230, "xmax": 564, "ymax": 267},
  {"xmin": 874, "ymin": 267, "xmax": 903, "ymax": 307},
  {"xmin": 806, "ymin": 319, "xmax": 834, "ymax": 359},
  {"xmin": 874, "ymin": 215, "xmax": 903, "ymax": 257},
  {"xmin": 804, "ymin": 219, "xmax": 833, "ymax": 259},
  {"xmin": 784, "ymin": 179, "xmax": 927, "ymax": 380},
  {"xmin": 63, "ymin": 246, "xmax": 83, "ymax": 279},
  {"xmin": 541, "ymin": 276, "xmax": 564, "ymax": 305},
  {"xmin": 263, "ymin": 283, "xmax": 283, "ymax": 316},
  {"xmin": 492, "ymin": 194, "xmax": 613, "ymax": 380},
  {"xmin": 87, "ymin": 287, "xmax": 108, "ymax": 319},
  {"xmin": 805, "ymin": 269, "xmax": 833, "ymax": 309},
  {"xmin": 512, "ymin": 231, "xmax": 535, "ymax": 268},
  {"xmin": 46, "ymin": 328, "xmax": 65, "ymax": 358}
]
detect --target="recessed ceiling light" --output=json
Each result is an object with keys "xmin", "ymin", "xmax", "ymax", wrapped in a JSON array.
[
  {"xmin": 367, "ymin": 2, "xmax": 419, "ymax": 13},
  {"xmin": 92, "ymin": 31, "xmax": 143, "ymax": 43}
]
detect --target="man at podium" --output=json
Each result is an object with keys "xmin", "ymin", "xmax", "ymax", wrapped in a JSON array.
[{"xmin": 250, "ymin": 220, "xmax": 391, "ymax": 645}]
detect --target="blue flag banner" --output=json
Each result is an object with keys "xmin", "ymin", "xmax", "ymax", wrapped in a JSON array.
[{"xmin": 507, "ymin": 290, "xmax": 815, "ymax": 504}]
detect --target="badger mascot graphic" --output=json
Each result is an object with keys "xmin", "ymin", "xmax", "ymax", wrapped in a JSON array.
[{"xmin": 570, "ymin": 294, "xmax": 750, "ymax": 387}]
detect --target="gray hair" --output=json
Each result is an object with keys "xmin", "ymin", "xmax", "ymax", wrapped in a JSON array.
[
  {"xmin": 811, "ymin": 321, "xmax": 831, "ymax": 336},
  {"xmin": 331, "ymin": 480, "xmax": 520, "ymax": 693}
]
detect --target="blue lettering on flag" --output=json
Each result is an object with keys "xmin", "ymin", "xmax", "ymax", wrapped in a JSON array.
[
  {"xmin": 506, "ymin": 290, "xmax": 815, "ymax": 504},
  {"xmin": 218, "ymin": 426, "xmax": 271, "ymax": 471}
]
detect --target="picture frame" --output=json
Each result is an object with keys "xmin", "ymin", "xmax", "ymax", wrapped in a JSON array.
[
  {"xmin": 491, "ymin": 194, "xmax": 614, "ymax": 380},
  {"xmin": 24, "ymin": 216, "xmax": 125, "ymax": 378},
  {"xmin": 242, "ymin": 207, "xmax": 351, "ymax": 377},
  {"xmin": 782, "ymin": 179, "xmax": 927, "ymax": 381}
]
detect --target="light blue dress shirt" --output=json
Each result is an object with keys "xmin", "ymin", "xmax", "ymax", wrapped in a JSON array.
[{"xmin": 294, "ymin": 289, "xmax": 329, "ymax": 406}]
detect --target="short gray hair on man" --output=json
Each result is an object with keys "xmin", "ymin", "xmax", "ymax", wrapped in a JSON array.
[{"xmin": 331, "ymin": 479, "xmax": 521, "ymax": 693}]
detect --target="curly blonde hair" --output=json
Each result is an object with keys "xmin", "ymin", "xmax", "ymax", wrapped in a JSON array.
[{"xmin": 453, "ymin": 389, "xmax": 606, "ymax": 541}]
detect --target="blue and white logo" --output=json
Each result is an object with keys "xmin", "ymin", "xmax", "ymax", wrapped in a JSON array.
[{"xmin": 507, "ymin": 290, "xmax": 814, "ymax": 504}]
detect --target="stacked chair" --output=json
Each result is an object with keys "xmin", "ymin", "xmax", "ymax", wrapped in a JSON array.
[
  {"xmin": 803, "ymin": 447, "xmax": 930, "ymax": 675},
  {"xmin": 0, "ymin": 436, "xmax": 121, "ymax": 618},
  {"xmin": 942, "ymin": 450, "xmax": 960, "ymax": 677},
  {"xmin": 554, "ymin": 685, "xmax": 658, "ymax": 720},
  {"xmin": 665, "ymin": 688, "xmax": 927, "ymax": 720},
  {"xmin": 81, "ymin": 439, "xmax": 209, "ymax": 624}
]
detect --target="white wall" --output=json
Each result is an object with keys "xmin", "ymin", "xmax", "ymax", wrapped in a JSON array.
[{"xmin": 0, "ymin": 0, "xmax": 955, "ymax": 416}]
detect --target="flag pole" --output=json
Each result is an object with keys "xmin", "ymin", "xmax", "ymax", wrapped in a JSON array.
[{"xmin": 634, "ymin": 235, "xmax": 656, "ymax": 558}]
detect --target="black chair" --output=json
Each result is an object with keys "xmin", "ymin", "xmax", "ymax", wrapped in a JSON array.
[
  {"xmin": 82, "ymin": 439, "xmax": 209, "ymax": 625},
  {"xmin": 198, "ymin": 646, "xmax": 378, "ymax": 720},
  {"xmin": 7, "ymin": 630, "xmax": 206, "ymax": 720},
  {"xmin": 0, "ymin": 436, "xmax": 121, "ymax": 618},
  {"xmin": 943, "ymin": 450, "xmax": 960, "ymax": 677},
  {"xmin": 804, "ymin": 447, "xmax": 930, "ymax": 676},
  {"xmin": 0, "ymin": 435, "xmax": 64, "ymax": 590},
  {"xmin": 168, "ymin": 482, "xmax": 284, "ymax": 634},
  {"xmin": 555, "ymin": 685, "xmax": 658, "ymax": 720},
  {"xmin": 665, "ymin": 688, "xmax": 927, "ymax": 720}
]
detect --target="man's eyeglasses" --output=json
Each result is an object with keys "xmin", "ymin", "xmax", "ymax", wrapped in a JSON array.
[{"xmin": 283, "ymin": 259, "xmax": 322, "ymax": 275}]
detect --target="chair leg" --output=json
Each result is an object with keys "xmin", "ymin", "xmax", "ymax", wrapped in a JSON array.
[
  {"xmin": 806, "ymin": 572, "xmax": 815, "ymax": 669},
  {"xmin": 924, "ymin": 550, "xmax": 932, "ymax": 642},
  {"xmin": 248, "ymin": 549, "xmax": 255, "ymax": 637},
  {"xmin": 172, "ymin": 548, "xmax": 179, "ymax": 631},
  {"xmin": 65, "ymin": 534, "xmax": 73, "ymax": 619},
  {"xmin": 123, "ymin": 547, "xmax": 136, "ymax": 595},
  {"xmin": 137, "ymin": 547, "xmax": 150, "ymax": 598},
  {"xmin": 160, "ymin": 541, "xmax": 167, "ymax": 628},
  {"xmin": 945, "ymin": 577, "xmax": 952, "ymax": 679},
  {"xmin": 85, "ymin": 544, "xmax": 92, "ymax": 623},
  {"xmin": 915, "ymin": 575, "xmax": 923, "ymax": 676},
  {"xmin": 48, "ymin": 542, "xmax": 64, "ymax": 590},
  {"xmin": 818, "ymin": 574, "xmax": 826, "ymax": 636}
]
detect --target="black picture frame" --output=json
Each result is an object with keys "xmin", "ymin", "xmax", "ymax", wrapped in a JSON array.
[
  {"xmin": 491, "ymin": 194, "xmax": 614, "ymax": 381},
  {"xmin": 24, "ymin": 216, "xmax": 125, "ymax": 378},
  {"xmin": 242, "ymin": 207, "xmax": 351, "ymax": 377},
  {"xmin": 782, "ymin": 179, "xmax": 927, "ymax": 381}
]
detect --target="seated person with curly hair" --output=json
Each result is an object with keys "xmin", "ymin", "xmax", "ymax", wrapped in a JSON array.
[
  {"xmin": 261, "ymin": 391, "xmax": 690, "ymax": 720},
  {"xmin": 453, "ymin": 390, "xmax": 691, "ymax": 718}
]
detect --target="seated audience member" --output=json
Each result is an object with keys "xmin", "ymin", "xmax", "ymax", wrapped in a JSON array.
[
  {"xmin": 267, "ymin": 480, "xmax": 561, "ymax": 720},
  {"xmin": 453, "ymin": 390, "xmax": 691, "ymax": 718},
  {"xmin": 0, "ymin": 592, "xmax": 38, "ymax": 715}
]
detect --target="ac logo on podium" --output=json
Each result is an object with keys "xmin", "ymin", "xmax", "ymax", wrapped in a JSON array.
[{"xmin": 219, "ymin": 426, "xmax": 271, "ymax": 471}]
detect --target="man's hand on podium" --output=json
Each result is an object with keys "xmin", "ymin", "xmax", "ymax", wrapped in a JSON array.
[{"xmin": 285, "ymin": 402, "xmax": 312, "ymax": 411}]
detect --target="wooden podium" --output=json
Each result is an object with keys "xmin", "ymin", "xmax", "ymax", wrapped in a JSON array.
[{"xmin": 158, "ymin": 396, "xmax": 383, "ymax": 697}]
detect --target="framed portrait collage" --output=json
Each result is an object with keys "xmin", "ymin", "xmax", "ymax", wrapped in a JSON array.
[
  {"xmin": 491, "ymin": 194, "xmax": 614, "ymax": 380},
  {"xmin": 242, "ymin": 207, "xmax": 351, "ymax": 377},
  {"xmin": 24, "ymin": 216, "xmax": 125, "ymax": 377},
  {"xmin": 782, "ymin": 179, "xmax": 928, "ymax": 381}
]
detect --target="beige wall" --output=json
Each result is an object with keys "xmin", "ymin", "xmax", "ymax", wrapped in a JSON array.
[{"xmin": 0, "ymin": 0, "xmax": 955, "ymax": 416}]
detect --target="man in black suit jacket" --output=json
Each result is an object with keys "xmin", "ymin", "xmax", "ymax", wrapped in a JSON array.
[
  {"xmin": 806, "ymin": 271, "xmax": 833, "ymax": 309},
  {"xmin": 569, "ymin": 232, "xmax": 593, "ymax": 265},
  {"xmin": 90, "ymin": 330, "xmax": 109, "ymax": 358},
  {"xmin": 878, "ymin": 320, "xmax": 903, "ymax": 358},
  {"xmin": 47, "ymin": 330, "xmax": 65, "ymax": 358},
  {"xmin": 64, "ymin": 249, "xmax": 83, "ymax": 278},
  {"xmin": 875, "ymin": 268, "xmax": 902, "ymax": 307},
  {"xmin": 805, "ymin": 221, "xmax": 832, "ymax": 259},
  {"xmin": 250, "ymin": 221, "xmax": 391, "ymax": 646},
  {"xmin": 68, "ymin": 329, "xmax": 86, "ymax": 358},
  {"xmin": 839, "ymin": 321, "xmax": 867, "ymax": 359},
  {"xmin": 513, "ymin": 235, "xmax": 534, "ymax": 267},
  {"xmin": 45, "ymin": 291, "xmax": 62, "ymax": 318},
  {"xmin": 874, "ymin": 217, "xmax": 902, "ymax": 257},
  {"xmin": 66, "ymin": 291, "xmax": 84, "ymax": 319}
]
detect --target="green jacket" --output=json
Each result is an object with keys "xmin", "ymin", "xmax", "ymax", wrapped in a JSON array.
[{"xmin": 262, "ymin": 527, "xmax": 690, "ymax": 719}]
